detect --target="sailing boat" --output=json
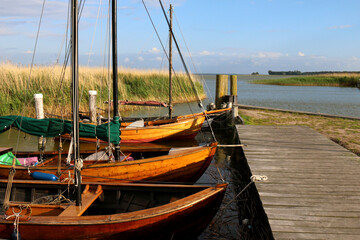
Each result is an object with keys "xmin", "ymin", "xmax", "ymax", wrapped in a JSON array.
[
  {"xmin": 0, "ymin": 180, "xmax": 227, "ymax": 240},
  {"xmin": 0, "ymin": 1, "xmax": 227, "ymax": 239},
  {"xmin": 0, "ymin": 1, "xmax": 217, "ymax": 184},
  {"xmin": 68, "ymin": 3, "xmax": 231, "ymax": 144}
]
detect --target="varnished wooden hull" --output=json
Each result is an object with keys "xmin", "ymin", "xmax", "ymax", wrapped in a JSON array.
[
  {"xmin": 120, "ymin": 115, "xmax": 205, "ymax": 143},
  {"xmin": 74, "ymin": 109, "xmax": 231, "ymax": 143},
  {"xmin": 70, "ymin": 114, "xmax": 205, "ymax": 143},
  {"xmin": 0, "ymin": 181, "xmax": 227, "ymax": 240},
  {"xmin": 0, "ymin": 143, "xmax": 217, "ymax": 183}
]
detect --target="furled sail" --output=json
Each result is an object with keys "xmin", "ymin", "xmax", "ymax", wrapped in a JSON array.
[{"xmin": 0, "ymin": 115, "xmax": 121, "ymax": 145}]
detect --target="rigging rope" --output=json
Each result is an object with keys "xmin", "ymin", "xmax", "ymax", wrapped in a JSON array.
[
  {"xmin": 173, "ymin": 10, "xmax": 214, "ymax": 103},
  {"xmin": 141, "ymin": 0, "xmax": 198, "ymax": 116},
  {"xmin": 221, "ymin": 175, "xmax": 268, "ymax": 211},
  {"xmin": 158, "ymin": 0, "xmax": 217, "ymax": 142}
]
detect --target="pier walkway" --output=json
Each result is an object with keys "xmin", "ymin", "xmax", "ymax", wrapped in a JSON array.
[{"xmin": 236, "ymin": 125, "xmax": 360, "ymax": 240}]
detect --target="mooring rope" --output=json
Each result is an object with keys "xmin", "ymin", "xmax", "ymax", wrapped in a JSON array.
[{"xmin": 221, "ymin": 175, "xmax": 268, "ymax": 211}]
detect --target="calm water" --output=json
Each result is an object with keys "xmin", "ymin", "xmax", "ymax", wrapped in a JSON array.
[{"xmin": 129, "ymin": 74, "xmax": 360, "ymax": 118}]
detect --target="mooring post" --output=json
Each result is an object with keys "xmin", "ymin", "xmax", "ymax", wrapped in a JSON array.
[
  {"xmin": 34, "ymin": 93, "xmax": 45, "ymax": 150},
  {"xmin": 230, "ymin": 75, "xmax": 239, "ymax": 121},
  {"xmin": 88, "ymin": 90, "xmax": 97, "ymax": 123},
  {"xmin": 215, "ymin": 74, "xmax": 228, "ymax": 109}
]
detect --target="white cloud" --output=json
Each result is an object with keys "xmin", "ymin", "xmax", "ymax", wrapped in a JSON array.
[
  {"xmin": 148, "ymin": 47, "xmax": 160, "ymax": 54},
  {"xmin": 123, "ymin": 57, "xmax": 130, "ymax": 63},
  {"xmin": 329, "ymin": 25, "xmax": 352, "ymax": 29},
  {"xmin": 155, "ymin": 57, "xmax": 162, "ymax": 61},
  {"xmin": 137, "ymin": 56, "xmax": 144, "ymax": 61},
  {"xmin": 298, "ymin": 52, "xmax": 305, "ymax": 57},
  {"xmin": 253, "ymin": 51, "xmax": 282, "ymax": 58},
  {"xmin": 200, "ymin": 50, "xmax": 216, "ymax": 56},
  {"xmin": 25, "ymin": 50, "xmax": 32, "ymax": 54}
]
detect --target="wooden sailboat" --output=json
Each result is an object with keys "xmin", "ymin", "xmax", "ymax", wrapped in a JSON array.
[
  {"xmin": 69, "ymin": 4, "xmax": 231, "ymax": 143},
  {"xmin": 74, "ymin": 108, "xmax": 231, "ymax": 143},
  {"xmin": 0, "ymin": 142, "xmax": 217, "ymax": 183},
  {"xmin": 0, "ymin": 180, "xmax": 227, "ymax": 240}
]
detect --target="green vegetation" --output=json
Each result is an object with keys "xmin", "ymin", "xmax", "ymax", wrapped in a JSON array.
[
  {"xmin": 268, "ymin": 70, "xmax": 360, "ymax": 75},
  {"xmin": 0, "ymin": 63, "xmax": 205, "ymax": 117},
  {"xmin": 252, "ymin": 75, "xmax": 360, "ymax": 87}
]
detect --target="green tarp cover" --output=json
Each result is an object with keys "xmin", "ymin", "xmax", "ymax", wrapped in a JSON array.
[
  {"xmin": 0, "ymin": 115, "xmax": 121, "ymax": 145},
  {"xmin": 0, "ymin": 152, "xmax": 21, "ymax": 166}
]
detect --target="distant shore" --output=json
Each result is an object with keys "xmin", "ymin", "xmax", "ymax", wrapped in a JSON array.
[
  {"xmin": 239, "ymin": 107, "xmax": 360, "ymax": 156},
  {"xmin": 251, "ymin": 74, "xmax": 360, "ymax": 87}
]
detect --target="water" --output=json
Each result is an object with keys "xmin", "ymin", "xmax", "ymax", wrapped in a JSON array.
[
  {"xmin": 126, "ymin": 74, "xmax": 360, "ymax": 118},
  {"xmin": 201, "ymin": 74, "xmax": 360, "ymax": 118},
  {"xmin": 197, "ymin": 128, "xmax": 273, "ymax": 240}
]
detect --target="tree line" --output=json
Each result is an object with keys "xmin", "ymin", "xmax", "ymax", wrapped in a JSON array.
[{"xmin": 268, "ymin": 70, "xmax": 360, "ymax": 75}]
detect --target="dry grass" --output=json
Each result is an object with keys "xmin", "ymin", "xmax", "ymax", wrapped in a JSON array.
[{"xmin": 0, "ymin": 63, "xmax": 205, "ymax": 117}]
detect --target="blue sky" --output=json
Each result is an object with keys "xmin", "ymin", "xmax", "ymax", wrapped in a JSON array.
[{"xmin": 1, "ymin": 0, "xmax": 360, "ymax": 74}]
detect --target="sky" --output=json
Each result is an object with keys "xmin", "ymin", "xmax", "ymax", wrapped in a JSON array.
[{"xmin": 1, "ymin": 0, "xmax": 360, "ymax": 74}]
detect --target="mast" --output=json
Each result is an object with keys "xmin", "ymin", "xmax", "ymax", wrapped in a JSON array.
[
  {"xmin": 112, "ymin": 0, "xmax": 121, "ymax": 160},
  {"xmin": 168, "ymin": 4, "xmax": 173, "ymax": 118},
  {"xmin": 71, "ymin": 0, "xmax": 81, "ymax": 206}
]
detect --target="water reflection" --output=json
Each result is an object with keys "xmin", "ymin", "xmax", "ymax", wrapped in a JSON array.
[{"xmin": 198, "ymin": 128, "xmax": 273, "ymax": 240}]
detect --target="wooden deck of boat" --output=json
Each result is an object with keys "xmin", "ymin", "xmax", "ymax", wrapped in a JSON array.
[{"xmin": 236, "ymin": 125, "xmax": 360, "ymax": 240}]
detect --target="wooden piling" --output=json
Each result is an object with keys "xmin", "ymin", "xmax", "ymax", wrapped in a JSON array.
[
  {"xmin": 230, "ymin": 75, "xmax": 237, "ymax": 100},
  {"xmin": 230, "ymin": 75, "xmax": 239, "ymax": 120},
  {"xmin": 88, "ymin": 90, "xmax": 97, "ymax": 123},
  {"xmin": 215, "ymin": 74, "xmax": 228, "ymax": 109},
  {"xmin": 34, "ymin": 93, "xmax": 45, "ymax": 150}
]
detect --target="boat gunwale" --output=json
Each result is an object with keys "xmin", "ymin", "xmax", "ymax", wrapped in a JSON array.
[
  {"xmin": 0, "ymin": 183, "xmax": 227, "ymax": 225},
  {"xmin": 0, "ymin": 143, "xmax": 216, "ymax": 171}
]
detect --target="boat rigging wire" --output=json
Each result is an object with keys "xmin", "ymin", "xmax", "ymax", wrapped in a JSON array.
[
  {"xmin": 141, "ymin": 0, "xmax": 199, "ymax": 116},
  {"xmin": 158, "ymin": 0, "xmax": 203, "ymax": 108},
  {"xmin": 158, "ymin": 0, "xmax": 217, "ymax": 142},
  {"xmin": 172, "ymin": 10, "xmax": 214, "ymax": 103},
  {"xmin": 14, "ymin": 0, "xmax": 47, "ymax": 157}
]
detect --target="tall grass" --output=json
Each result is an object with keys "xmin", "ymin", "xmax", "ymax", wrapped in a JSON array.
[
  {"xmin": 252, "ymin": 74, "xmax": 360, "ymax": 87},
  {"xmin": 0, "ymin": 63, "xmax": 205, "ymax": 117}
]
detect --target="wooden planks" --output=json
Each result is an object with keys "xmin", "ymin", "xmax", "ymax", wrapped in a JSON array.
[
  {"xmin": 60, "ymin": 185, "xmax": 103, "ymax": 217},
  {"xmin": 236, "ymin": 125, "xmax": 360, "ymax": 240}
]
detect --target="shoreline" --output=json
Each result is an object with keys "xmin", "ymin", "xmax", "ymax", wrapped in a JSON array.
[{"xmin": 238, "ymin": 107, "xmax": 360, "ymax": 157}]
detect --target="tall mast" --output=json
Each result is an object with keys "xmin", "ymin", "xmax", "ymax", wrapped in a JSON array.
[
  {"xmin": 71, "ymin": 0, "xmax": 81, "ymax": 206},
  {"xmin": 168, "ymin": 4, "xmax": 173, "ymax": 118},
  {"xmin": 112, "ymin": 0, "xmax": 120, "ymax": 160}
]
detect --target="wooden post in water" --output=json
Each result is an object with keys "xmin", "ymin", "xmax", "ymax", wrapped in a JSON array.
[
  {"xmin": 230, "ymin": 75, "xmax": 239, "ymax": 121},
  {"xmin": 215, "ymin": 74, "xmax": 228, "ymax": 109},
  {"xmin": 230, "ymin": 75, "xmax": 237, "ymax": 99},
  {"xmin": 88, "ymin": 90, "xmax": 97, "ymax": 123},
  {"xmin": 34, "ymin": 93, "xmax": 45, "ymax": 150}
]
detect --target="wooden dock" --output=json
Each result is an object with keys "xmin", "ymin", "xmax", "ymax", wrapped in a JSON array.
[{"xmin": 236, "ymin": 125, "xmax": 360, "ymax": 240}]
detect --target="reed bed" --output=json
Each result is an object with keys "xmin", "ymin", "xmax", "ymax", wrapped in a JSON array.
[
  {"xmin": 0, "ymin": 63, "xmax": 205, "ymax": 117},
  {"xmin": 252, "ymin": 74, "xmax": 360, "ymax": 87}
]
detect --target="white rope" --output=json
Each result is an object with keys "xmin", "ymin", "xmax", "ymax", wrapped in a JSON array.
[
  {"xmin": 75, "ymin": 158, "xmax": 83, "ymax": 171},
  {"xmin": 221, "ymin": 175, "xmax": 268, "ymax": 210},
  {"xmin": 217, "ymin": 144, "xmax": 246, "ymax": 147},
  {"xmin": 66, "ymin": 137, "xmax": 74, "ymax": 165},
  {"xmin": 251, "ymin": 175, "xmax": 268, "ymax": 182}
]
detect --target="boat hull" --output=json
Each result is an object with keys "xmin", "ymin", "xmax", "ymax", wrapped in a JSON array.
[
  {"xmin": 0, "ymin": 144, "xmax": 217, "ymax": 183},
  {"xmin": 0, "ymin": 181, "xmax": 227, "ymax": 240}
]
